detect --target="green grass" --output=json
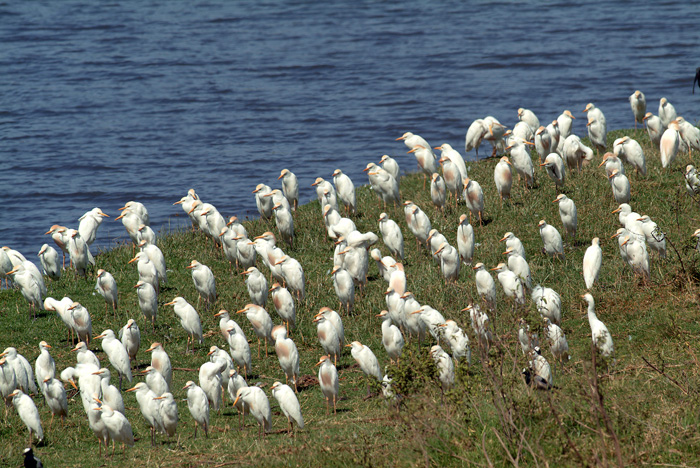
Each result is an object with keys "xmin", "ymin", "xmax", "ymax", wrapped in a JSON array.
[{"xmin": 3, "ymin": 127, "xmax": 700, "ymax": 467}]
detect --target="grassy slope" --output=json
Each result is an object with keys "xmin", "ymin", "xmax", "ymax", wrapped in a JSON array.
[{"xmin": 3, "ymin": 128, "xmax": 700, "ymax": 467}]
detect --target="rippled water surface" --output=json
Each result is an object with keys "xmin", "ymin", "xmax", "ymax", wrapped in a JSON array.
[{"xmin": 1, "ymin": 0, "xmax": 699, "ymax": 258}]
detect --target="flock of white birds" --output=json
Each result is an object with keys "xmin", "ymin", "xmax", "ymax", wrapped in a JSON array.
[{"xmin": 2, "ymin": 91, "xmax": 700, "ymax": 459}]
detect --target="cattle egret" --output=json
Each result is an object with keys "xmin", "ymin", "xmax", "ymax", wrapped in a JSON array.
[
  {"xmin": 629, "ymin": 90, "xmax": 646, "ymax": 128},
  {"xmin": 183, "ymin": 381, "xmax": 209, "ymax": 438},
  {"xmin": 462, "ymin": 178, "xmax": 484, "ymax": 225},
  {"xmin": 227, "ymin": 369, "xmax": 249, "ymax": 428},
  {"xmin": 582, "ymin": 294, "xmax": 614, "ymax": 357},
  {"xmin": 658, "ymin": 97, "xmax": 677, "ymax": 128},
  {"xmin": 506, "ymin": 138, "xmax": 535, "ymax": 188},
  {"xmin": 119, "ymin": 319, "xmax": 140, "ymax": 366},
  {"xmin": 134, "ymin": 281, "xmax": 157, "ymax": 329},
  {"xmin": 543, "ymin": 318, "xmax": 570, "ymax": 364},
  {"xmin": 583, "ymin": 103, "xmax": 607, "ymax": 153},
  {"xmin": 278, "ymin": 169, "xmax": 299, "ymax": 211},
  {"xmin": 10, "ymin": 389, "xmax": 43, "ymax": 445},
  {"xmin": 234, "ymin": 387, "xmax": 271, "ymax": 438},
  {"xmin": 153, "ymin": 392, "xmax": 178, "ymax": 437},
  {"xmin": 272, "ymin": 325, "xmax": 299, "ymax": 390},
  {"xmin": 518, "ymin": 318, "xmax": 538, "ymax": 356},
  {"xmin": 92, "ymin": 368, "xmax": 126, "ymax": 414},
  {"xmin": 553, "ymin": 194, "xmax": 577, "ymax": 239},
  {"xmin": 187, "ymin": 260, "xmax": 216, "ymax": 308},
  {"xmin": 430, "ymin": 173, "xmax": 447, "ymax": 212},
  {"xmin": 431, "ymin": 345, "xmax": 455, "ymax": 391},
  {"xmin": 95, "ymin": 401, "xmax": 135, "ymax": 454},
  {"xmin": 41, "ymin": 376, "xmax": 67, "ymax": 424},
  {"xmin": 95, "ymin": 269, "xmax": 118, "ymax": 314},
  {"xmin": 609, "ymin": 170, "xmax": 631, "ymax": 203},
  {"xmin": 541, "ymin": 153, "xmax": 566, "ymax": 190},
  {"xmin": 503, "ymin": 247, "xmax": 531, "ymax": 291},
  {"xmin": 94, "ymin": 329, "xmax": 132, "ymax": 389},
  {"xmin": 313, "ymin": 310, "xmax": 342, "ymax": 365},
  {"xmin": 472, "ymin": 263, "xmax": 497, "ymax": 311},
  {"xmin": 532, "ymin": 285, "xmax": 562, "ymax": 325},
  {"xmin": 537, "ymin": 220, "xmax": 565, "ymax": 259},
  {"xmin": 269, "ymin": 283, "xmax": 296, "ymax": 330},
  {"xmin": 35, "ymin": 341, "xmax": 55, "ymax": 389},
  {"xmin": 237, "ymin": 304, "xmax": 273, "ymax": 358},
  {"xmin": 491, "ymin": 262, "xmax": 526, "ymax": 305},
  {"xmin": 199, "ymin": 361, "xmax": 226, "ymax": 412},
  {"xmin": 37, "ymin": 244, "xmax": 61, "ymax": 279},
  {"xmin": 529, "ymin": 347, "xmax": 553, "ymax": 387},
  {"xmin": 493, "ymin": 156, "xmax": 513, "ymax": 201},
  {"xmin": 1, "ymin": 347, "xmax": 36, "ymax": 394},
  {"xmin": 377, "ymin": 310, "xmax": 404, "ymax": 364},
  {"xmin": 226, "ymin": 324, "xmax": 252, "ymax": 378},
  {"xmin": 316, "ymin": 355, "xmax": 339, "ymax": 414},
  {"xmin": 378, "ymin": 213, "xmax": 404, "ymax": 260},
  {"xmin": 126, "ymin": 383, "xmax": 163, "ymax": 446},
  {"xmin": 145, "ymin": 343, "xmax": 172, "ymax": 389},
  {"xmin": 583, "ymin": 238, "xmax": 603, "ymax": 289},
  {"xmin": 164, "ymin": 297, "xmax": 203, "ymax": 353},
  {"xmin": 660, "ymin": 121, "xmax": 681, "ymax": 169},
  {"xmin": 271, "ymin": 382, "xmax": 304, "ymax": 434},
  {"xmin": 347, "ymin": 341, "xmax": 382, "ymax": 396}
]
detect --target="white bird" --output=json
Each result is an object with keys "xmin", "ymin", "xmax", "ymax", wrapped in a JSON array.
[
  {"xmin": 316, "ymin": 355, "xmax": 339, "ymax": 414},
  {"xmin": 242, "ymin": 266, "xmax": 268, "ymax": 306},
  {"xmin": 275, "ymin": 255, "xmax": 305, "ymax": 301},
  {"xmin": 643, "ymin": 112, "xmax": 664, "ymax": 147},
  {"xmin": 503, "ymin": 247, "xmax": 531, "ymax": 291},
  {"xmin": 44, "ymin": 225, "xmax": 70, "ymax": 269},
  {"xmin": 348, "ymin": 341, "xmax": 382, "ymax": 395},
  {"xmin": 500, "ymin": 231, "xmax": 526, "ymax": 260},
  {"xmin": 332, "ymin": 169, "xmax": 357, "ymax": 214},
  {"xmin": 331, "ymin": 265, "xmax": 355, "ymax": 313},
  {"xmin": 92, "ymin": 368, "xmax": 125, "ymax": 414},
  {"xmin": 164, "ymin": 297, "xmax": 203, "ymax": 353},
  {"xmin": 540, "ymin": 153, "xmax": 566, "ymax": 190},
  {"xmin": 637, "ymin": 215, "xmax": 666, "ymax": 258},
  {"xmin": 518, "ymin": 318, "xmax": 538, "ymax": 356},
  {"xmin": 10, "ymin": 389, "xmax": 43, "ymax": 445},
  {"xmin": 37, "ymin": 244, "xmax": 61, "ymax": 279},
  {"xmin": 67, "ymin": 229, "xmax": 91, "ymax": 277},
  {"xmin": 491, "ymin": 262, "xmax": 526, "ymax": 305},
  {"xmin": 465, "ymin": 119, "xmax": 488, "ymax": 157},
  {"xmin": 534, "ymin": 126, "xmax": 554, "ymax": 163},
  {"xmin": 512, "ymin": 120, "xmax": 534, "ymax": 142},
  {"xmin": 380, "ymin": 154, "xmax": 400, "ymax": 181},
  {"xmin": 6, "ymin": 263, "xmax": 45, "ymax": 316},
  {"xmin": 537, "ymin": 220, "xmax": 564, "ymax": 259},
  {"xmin": 227, "ymin": 369, "xmax": 249, "ymax": 428},
  {"xmin": 543, "ymin": 317, "xmax": 570, "ymax": 363},
  {"xmin": 599, "ymin": 152, "xmax": 625, "ymax": 181},
  {"xmin": 140, "ymin": 242, "xmax": 167, "ymax": 285},
  {"xmin": 152, "ymin": 392, "xmax": 178, "ymax": 438},
  {"xmin": 313, "ymin": 311, "xmax": 342, "ymax": 365},
  {"xmin": 465, "ymin": 303, "xmax": 493, "ymax": 348},
  {"xmin": 472, "ymin": 263, "xmax": 497, "ymax": 311},
  {"xmin": 226, "ymin": 323, "xmax": 252, "ymax": 378},
  {"xmin": 529, "ymin": 348, "xmax": 553, "ymax": 388},
  {"xmin": 119, "ymin": 319, "xmax": 140, "ymax": 366},
  {"xmin": 431, "ymin": 345, "xmax": 455, "ymax": 391},
  {"xmin": 136, "ymin": 224, "xmax": 156, "ymax": 247},
  {"xmin": 517, "ymin": 107, "xmax": 540, "ymax": 131},
  {"xmin": 406, "ymin": 143, "xmax": 440, "ymax": 188},
  {"xmin": 377, "ymin": 310, "xmax": 404, "ymax": 364},
  {"xmin": 35, "ymin": 341, "xmax": 55, "ymax": 390},
  {"xmin": 531, "ymin": 285, "xmax": 562, "ymax": 325},
  {"xmin": 583, "ymin": 238, "xmax": 603, "ymax": 290},
  {"xmin": 658, "ymin": 97, "xmax": 677, "ymax": 128},
  {"xmin": 439, "ymin": 320, "xmax": 470, "ymax": 364},
  {"xmin": 125, "ymin": 383, "xmax": 163, "ymax": 446},
  {"xmin": 435, "ymin": 143, "xmax": 468, "ymax": 180},
  {"xmin": 253, "ymin": 183, "xmax": 274, "ymax": 219},
  {"xmin": 553, "ymin": 194, "xmax": 577, "ymax": 239},
  {"xmin": 272, "ymin": 202, "xmax": 294, "ymax": 249},
  {"xmin": 128, "ymin": 251, "xmax": 159, "ymax": 292},
  {"xmin": 686, "ymin": 165, "xmax": 700, "ymax": 196},
  {"xmin": 462, "ymin": 177, "xmax": 484, "ymax": 225},
  {"xmin": 187, "ymin": 260, "xmax": 216, "ymax": 307},
  {"xmin": 237, "ymin": 304, "xmax": 273, "ymax": 358},
  {"xmin": 146, "ymin": 343, "xmax": 172, "ymax": 390},
  {"xmin": 378, "ymin": 213, "xmax": 404, "ymax": 261},
  {"xmin": 41, "ymin": 376, "xmax": 67, "ymax": 424},
  {"xmin": 271, "ymin": 382, "xmax": 304, "ymax": 434},
  {"xmin": 660, "ymin": 120, "xmax": 681, "ymax": 169},
  {"xmin": 0, "ymin": 357, "xmax": 16, "ymax": 407},
  {"xmin": 96, "ymin": 400, "xmax": 135, "ymax": 454},
  {"xmin": 677, "ymin": 116, "xmax": 700, "ymax": 155},
  {"xmin": 94, "ymin": 329, "xmax": 132, "ymax": 389},
  {"xmin": 493, "ymin": 156, "xmax": 513, "ymax": 201},
  {"xmin": 629, "ymin": 90, "xmax": 646, "ymax": 128},
  {"xmin": 183, "ymin": 381, "xmax": 209, "ymax": 438},
  {"xmin": 269, "ymin": 282, "xmax": 296, "ymax": 330},
  {"xmin": 435, "ymin": 242, "xmax": 461, "ymax": 284},
  {"xmin": 278, "ymin": 169, "xmax": 299, "ymax": 211},
  {"xmin": 609, "ymin": 169, "xmax": 631, "ymax": 204},
  {"xmin": 583, "ymin": 103, "xmax": 607, "ymax": 153},
  {"xmin": 401, "ymin": 292, "xmax": 427, "ymax": 342},
  {"xmin": 199, "ymin": 360, "xmax": 226, "ymax": 412},
  {"xmin": 234, "ymin": 387, "xmax": 271, "ymax": 437},
  {"xmin": 582, "ymin": 293, "xmax": 614, "ymax": 357},
  {"xmin": 561, "ymin": 134, "xmax": 594, "ymax": 172},
  {"xmin": 411, "ymin": 305, "xmax": 447, "ymax": 342},
  {"xmin": 134, "ymin": 280, "xmax": 158, "ymax": 329},
  {"xmin": 430, "ymin": 173, "xmax": 447, "ymax": 212},
  {"xmin": 1, "ymin": 347, "xmax": 36, "ymax": 395},
  {"xmin": 71, "ymin": 340, "xmax": 99, "ymax": 368},
  {"xmin": 506, "ymin": 138, "xmax": 535, "ymax": 188},
  {"xmin": 95, "ymin": 269, "xmax": 118, "ymax": 314},
  {"xmin": 456, "ymin": 214, "xmax": 475, "ymax": 266},
  {"xmin": 614, "ymin": 136, "xmax": 647, "ymax": 176},
  {"xmin": 364, "ymin": 162, "xmax": 401, "ymax": 208},
  {"xmin": 621, "ymin": 235, "xmax": 650, "ymax": 279},
  {"xmin": 556, "ymin": 110, "xmax": 576, "ymax": 152},
  {"xmin": 174, "ymin": 189, "xmax": 200, "ymax": 231},
  {"xmin": 43, "ymin": 296, "xmax": 75, "ymax": 343},
  {"xmin": 271, "ymin": 325, "xmax": 300, "ymax": 390}
]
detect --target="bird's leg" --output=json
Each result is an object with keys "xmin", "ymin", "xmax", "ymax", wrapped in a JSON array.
[
  {"xmin": 205, "ymin": 422, "xmax": 209, "ymax": 438},
  {"xmin": 194, "ymin": 422, "xmax": 198, "ymax": 439},
  {"xmin": 119, "ymin": 373, "xmax": 123, "ymax": 391},
  {"xmin": 257, "ymin": 339, "xmax": 261, "ymax": 359},
  {"xmin": 333, "ymin": 395, "xmax": 337, "ymax": 415}
]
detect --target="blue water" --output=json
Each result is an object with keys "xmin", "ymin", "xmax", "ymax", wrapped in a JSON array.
[{"xmin": 1, "ymin": 0, "xmax": 699, "ymax": 258}]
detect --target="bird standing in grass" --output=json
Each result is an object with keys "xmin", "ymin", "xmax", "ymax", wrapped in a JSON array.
[
  {"xmin": 95, "ymin": 269, "xmax": 118, "ymax": 314},
  {"xmin": 94, "ymin": 329, "xmax": 132, "ymax": 390},
  {"xmin": 629, "ymin": 90, "xmax": 646, "ymax": 128},
  {"xmin": 582, "ymin": 293, "xmax": 614, "ymax": 357},
  {"xmin": 37, "ymin": 244, "xmax": 61, "ymax": 280},
  {"xmin": 271, "ymin": 382, "xmax": 304, "ymax": 434},
  {"xmin": 316, "ymin": 355, "xmax": 339, "ymax": 414},
  {"xmin": 234, "ymin": 387, "xmax": 271, "ymax": 438},
  {"xmin": 10, "ymin": 389, "xmax": 43, "ymax": 445},
  {"xmin": 184, "ymin": 381, "xmax": 209, "ymax": 438},
  {"xmin": 134, "ymin": 281, "xmax": 157, "ymax": 329},
  {"xmin": 119, "ymin": 319, "xmax": 140, "ymax": 367},
  {"xmin": 272, "ymin": 325, "xmax": 299, "ymax": 390},
  {"xmin": 554, "ymin": 194, "xmax": 577, "ymax": 239},
  {"xmin": 187, "ymin": 260, "xmax": 217, "ymax": 308},
  {"xmin": 583, "ymin": 238, "xmax": 602, "ymax": 290},
  {"xmin": 348, "ymin": 341, "xmax": 382, "ymax": 397},
  {"xmin": 537, "ymin": 220, "xmax": 565, "ymax": 259}
]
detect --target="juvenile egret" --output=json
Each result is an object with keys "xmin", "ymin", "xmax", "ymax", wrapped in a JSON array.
[
  {"xmin": 226, "ymin": 324, "xmax": 252, "ymax": 378},
  {"xmin": 462, "ymin": 178, "xmax": 484, "ymax": 225},
  {"xmin": 658, "ymin": 97, "xmax": 677, "ymax": 128},
  {"xmin": 582, "ymin": 294, "xmax": 614, "ymax": 357},
  {"xmin": 237, "ymin": 304, "xmax": 273, "ymax": 358},
  {"xmin": 199, "ymin": 361, "xmax": 226, "ymax": 412},
  {"xmin": 278, "ymin": 169, "xmax": 299, "ymax": 211},
  {"xmin": 119, "ymin": 319, "xmax": 140, "ymax": 366},
  {"xmin": 629, "ymin": 90, "xmax": 646, "ymax": 128},
  {"xmin": 541, "ymin": 153, "xmax": 566, "ymax": 190},
  {"xmin": 532, "ymin": 285, "xmax": 562, "ymax": 325},
  {"xmin": 583, "ymin": 238, "xmax": 603, "ymax": 289},
  {"xmin": 183, "ymin": 381, "xmax": 209, "ymax": 438},
  {"xmin": 537, "ymin": 220, "xmax": 565, "ymax": 259},
  {"xmin": 10, "ymin": 389, "xmax": 43, "ymax": 445},
  {"xmin": 37, "ymin": 244, "xmax": 61, "ymax": 279},
  {"xmin": 134, "ymin": 281, "xmax": 157, "ymax": 329},
  {"xmin": 493, "ymin": 156, "xmax": 513, "ymax": 201},
  {"xmin": 234, "ymin": 387, "xmax": 271, "ymax": 438},
  {"xmin": 457, "ymin": 214, "xmax": 475, "ymax": 266},
  {"xmin": 272, "ymin": 325, "xmax": 300, "ymax": 390},
  {"xmin": 609, "ymin": 170, "xmax": 631, "ymax": 203},
  {"xmin": 377, "ymin": 310, "xmax": 404, "ymax": 364},
  {"xmin": 94, "ymin": 329, "xmax": 132, "ymax": 390},
  {"xmin": 491, "ymin": 262, "xmax": 526, "ymax": 305},
  {"xmin": 316, "ymin": 355, "xmax": 339, "ymax": 414},
  {"xmin": 271, "ymin": 382, "xmax": 305, "ymax": 435},
  {"xmin": 126, "ymin": 383, "xmax": 163, "ymax": 446},
  {"xmin": 583, "ymin": 103, "xmax": 607, "ymax": 153},
  {"xmin": 543, "ymin": 318, "xmax": 570, "ymax": 364},
  {"xmin": 187, "ymin": 260, "xmax": 217, "ymax": 308},
  {"xmin": 153, "ymin": 392, "xmax": 178, "ymax": 437},
  {"xmin": 553, "ymin": 194, "xmax": 577, "ymax": 239},
  {"xmin": 145, "ymin": 343, "xmax": 172, "ymax": 390},
  {"xmin": 430, "ymin": 173, "xmax": 447, "ymax": 212},
  {"xmin": 95, "ymin": 269, "xmax": 118, "ymax": 314},
  {"xmin": 242, "ymin": 266, "xmax": 268, "ymax": 306},
  {"xmin": 472, "ymin": 263, "xmax": 497, "ymax": 311},
  {"xmin": 378, "ymin": 213, "xmax": 404, "ymax": 260}
]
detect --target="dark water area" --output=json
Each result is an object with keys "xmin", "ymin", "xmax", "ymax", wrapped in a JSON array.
[{"xmin": 1, "ymin": 0, "xmax": 699, "ymax": 260}]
